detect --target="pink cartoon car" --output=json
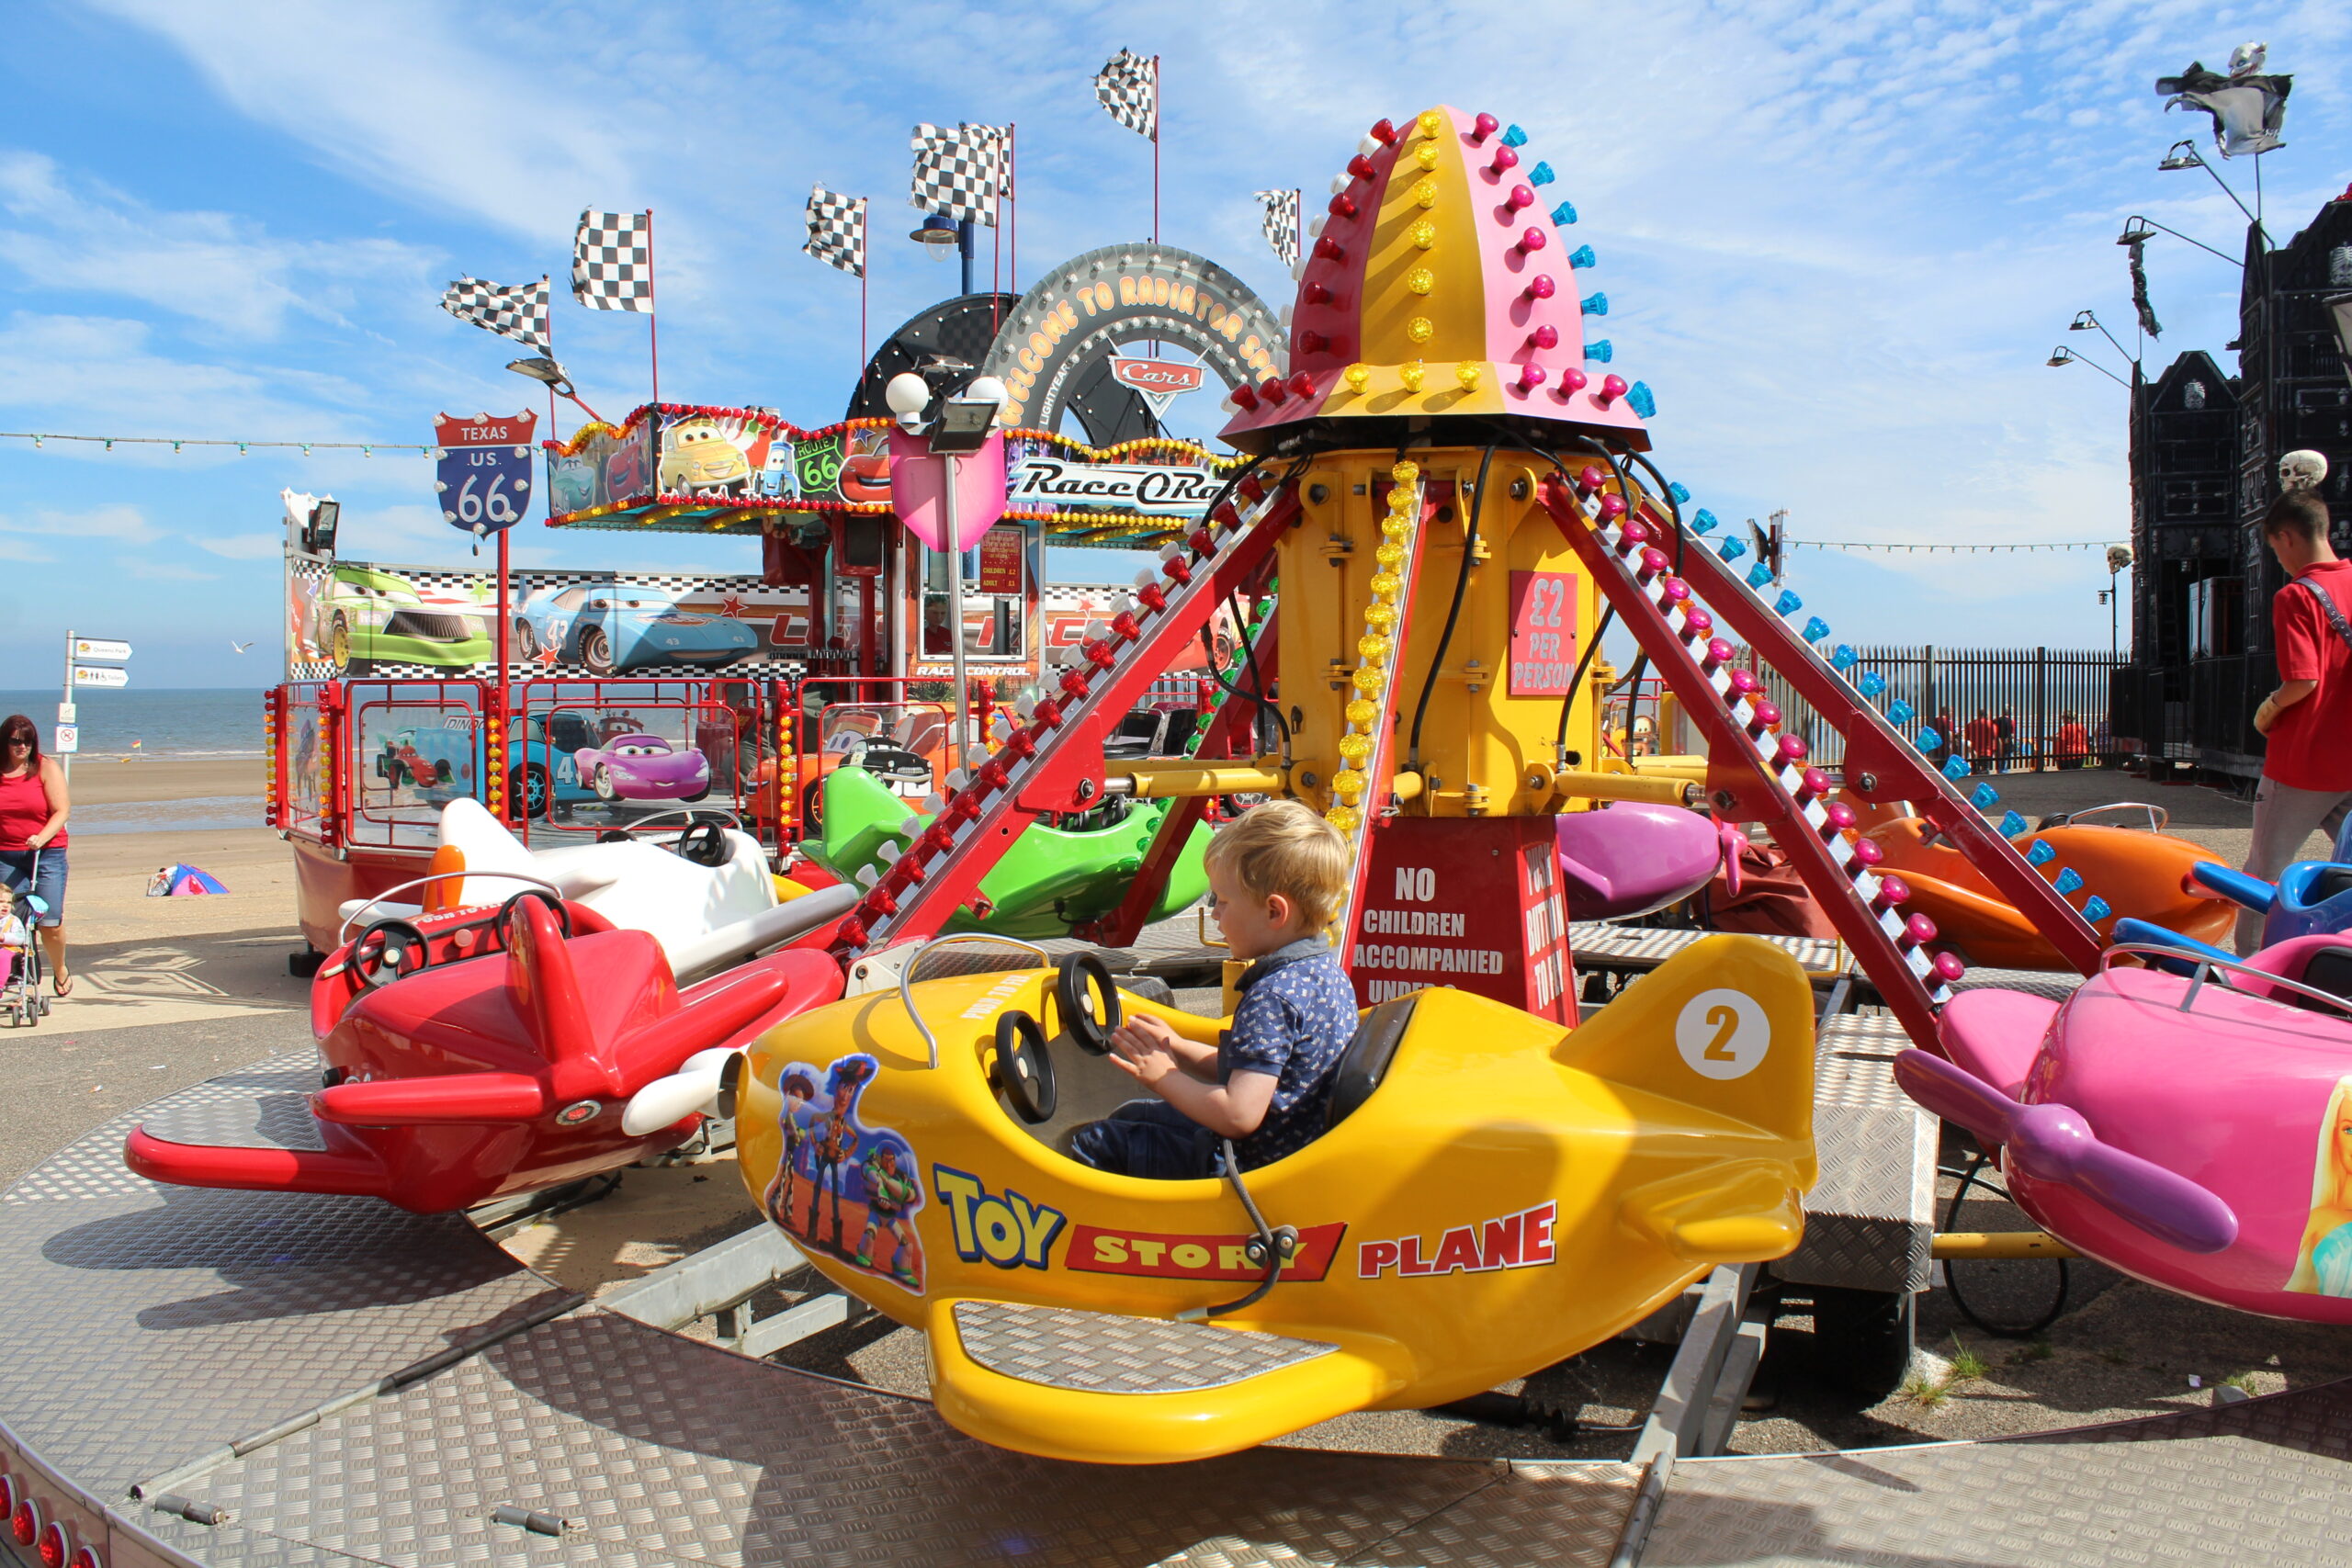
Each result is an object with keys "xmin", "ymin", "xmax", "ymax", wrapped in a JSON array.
[{"xmin": 573, "ymin": 731, "xmax": 712, "ymax": 803}]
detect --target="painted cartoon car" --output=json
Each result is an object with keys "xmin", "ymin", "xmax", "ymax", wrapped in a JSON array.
[
  {"xmin": 575, "ymin": 731, "xmax": 712, "ymax": 803},
  {"xmin": 667, "ymin": 933, "xmax": 1820, "ymax": 1464},
  {"xmin": 514, "ymin": 581, "xmax": 758, "ymax": 675},
  {"xmin": 547, "ymin": 452, "xmax": 599, "ymax": 517},
  {"xmin": 311, "ymin": 565, "xmax": 493, "ymax": 674},
  {"xmin": 605, "ymin": 432, "xmax": 650, "ymax": 500},
  {"xmin": 373, "ymin": 724, "xmax": 474, "ymax": 801},
  {"xmin": 658, "ymin": 417, "xmax": 753, "ymax": 496}
]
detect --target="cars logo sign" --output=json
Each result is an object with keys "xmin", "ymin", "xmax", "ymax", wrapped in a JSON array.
[
  {"xmin": 1009, "ymin": 457, "xmax": 1221, "ymax": 515},
  {"xmin": 1108, "ymin": 355, "xmax": 1205, "ymax": 422}
]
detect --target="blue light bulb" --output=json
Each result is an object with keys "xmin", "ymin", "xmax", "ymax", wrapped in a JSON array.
[
  {"xmin": 1802, "ymin": 615, "xmax": 1830, "ymax": 643},
  {"xmin": 1915, "ymin": 728, "xmax": 1940, "ymax": 751},
  {"xmin": 1587, "ymin": 340, "xmax": 1614, "ymax": 363},
  {"xmin": 1501, "ymin": 124, "xmax": 1528, "ymax": 147},
  {"xmin": 1773, "ymin": 588, "xmax": 1802, "ymax": 615},
  {"xmin": 1567, "ymin": 244, "xmax": 1597, "ymax": 269},
  {"xmin": 1550, "ymin": 200, "xmax": 1577, "ymax": 225},
  {"xmin": 1831, "ymin": 644, "xmax": 1859, "ymax": 670},
  {"xmin": 1999, "ymin": 809, "xmax": 2028, "ymax": 836},
  {"xmin": 1580, "ymin": 292, "xmax": 1609, "ymax": 316},
  {"xmin": 2026, "ymin": 839, "xmax": 2055, "ymax": 866},
  {"xmin": 2083, "ymin": 895, "xmax": 2111, "ymax": 921},
  {"xmin": 1942, "ymin": 755, "xmax": 1970, "ymax": 780},
  {"xmin": 1626, "ymin": 382, "xmax": 1657, "ymax": 418},
  {"xmin": 1692, "ymin": 508, "xmax": 1719, "ymax": 534},
  {"xmin": 2054, "ymin": 867, "xmax": 2085, "ymax": 896},
  {"xmin": 1747, "ymin": 563, "xmax": 1775, "ymax": 589},
  {"xmin": 1973, "ymin": 784, "xmax": 2002, "ymax": 810},
  {"xmin": 1529, "ymin": 160, "xmax": 1555, "ymax": 186},
  {"xmin": 1888, "ymin": 700, "xmax": 1915, "ymax": 724},
  {"xmin": 1668, "ymin": 481, "xmax": 1690, "ymax": 504},
  {"xmin": 1859, "ymin": 671, "xmax": 1887, "ymax": 698},
  {"xmin": 1717, "ymin": 536, "xmax": 1747, "ymax": 561}
]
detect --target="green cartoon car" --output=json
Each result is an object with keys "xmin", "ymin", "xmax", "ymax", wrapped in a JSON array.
[{"xmin": 310, "ymin": 565, "xmax": 493, "ymax": 674}]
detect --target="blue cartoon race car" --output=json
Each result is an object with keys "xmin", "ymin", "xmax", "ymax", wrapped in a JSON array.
[{"xmin": 514, "ymin": 581, "xmax": 758, "ymax": 675}]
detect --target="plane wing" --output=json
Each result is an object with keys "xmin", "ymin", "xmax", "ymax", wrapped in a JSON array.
[{"xmin": 925, "ymin": 1298, "xmax": 1408, "ymax": 1464}]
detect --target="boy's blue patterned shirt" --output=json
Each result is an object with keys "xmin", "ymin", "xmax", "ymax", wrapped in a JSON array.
[{"xmin": 1218, "ymin": 936, "xmax": 1359, "ymax": 1168}]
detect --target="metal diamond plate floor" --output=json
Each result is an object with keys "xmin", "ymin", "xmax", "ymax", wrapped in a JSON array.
[
  {"xmin": 7, "ymin": 1052, "xmax": 2352, "ymax": 1567},
  {"xmin": 953, "ymin": 1299, "xmax": 1334, "ymax": 1393}
]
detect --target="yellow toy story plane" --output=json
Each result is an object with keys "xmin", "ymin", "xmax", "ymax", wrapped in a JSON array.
[{"xmin": 728, "ymin": 935, "xmax": 1815, "ymax": 1464}]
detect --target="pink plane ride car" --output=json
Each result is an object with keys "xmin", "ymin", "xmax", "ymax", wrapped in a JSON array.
[{"xmin": 573, "ymin": 731, "xmax": 712, "ymax": 804}]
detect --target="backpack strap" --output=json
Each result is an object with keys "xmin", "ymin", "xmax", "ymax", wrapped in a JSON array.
[{"xmin": 2293, "ymin": 576, "xmax": 2352, "ymax": 656}]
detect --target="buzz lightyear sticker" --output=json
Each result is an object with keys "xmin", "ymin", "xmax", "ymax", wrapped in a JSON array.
[{"xmin": 1675, "ymin": 989, "xmax": 1770, "ymax": 1080}]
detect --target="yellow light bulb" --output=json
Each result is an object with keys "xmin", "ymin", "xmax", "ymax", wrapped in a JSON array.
[
  {"xmin": 1332, "ymin": 768, "xmax": 1366, "ymax": 799},
  {"xmin": 1366, "ymin": 601, "xmax": 1400, "ymax": 628},
  {"xmin": 1417, "ymin": 109, "xmax": 1443, "ymax": 139},
  {"xmin": 1455, "ymin": 361, "xmax": 1483, "ymax": 390},
  {"xmin": 1351, "ymin": 664, "xmax": 1386, "ymax": 694},
  {"xmin": 1410, "ymin": 220, "xmax": 1437, "ymax": 250},
  {"xmin": 1338, "ymin": 732, "xmax": 1372, "ymax": 761},
  {"xmin": 1398, "ymin": 360, "xmax": 1425, "ymax": 391},
  {"xmin": 1346, "ymin": 699, "xmax": 1376, "ymax": 727},
  {"xmin": 1327, "ymin": 805, "xmax": 1362, "ymax": 832},
  {"xmin": 1406, "ymin": 266, "xmax": 1435, "ymax": 295},
  {"xmin": 1343, "ymin": 362, "xmax": 1372, "ymax": 392},
  {"xmin": 1371, "ymin": 571, "xmax": 1403, "ymax": 599},
  {"xmin": 1412, "ymin": 177, "xmax": 1439, "ymax": 209},
  {"xmin": 1415, "ymin": 142, "xmax": 1440, "ymax": 171},
  {"xmin": 1381, "ymin": 517, "xmax": 1411, "ymax": 541},
  {"xmin": 1376, "ymin": 541, "xmax": 1406, "ymax": 567},
  {"xmin": 1392, "ymin": 460, "xmax": 1419, "ymax": 483},
  {"xmin": 1407, "ymin": 316, "xmax": 1434, "ymax": 344}
]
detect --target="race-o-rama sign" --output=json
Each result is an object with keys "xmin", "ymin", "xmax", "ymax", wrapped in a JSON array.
[{"xmin": 978, "ymin": 243, "xmax": 1286, "ymax": 433}]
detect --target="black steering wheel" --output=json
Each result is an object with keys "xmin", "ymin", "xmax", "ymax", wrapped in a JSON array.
[
  {"xmin": 497, "ymin": 887, "xmax": 573, "ymax": 944},
  {"xmin": 990, "ymin": 1010, "xmax": 1057, "ymax": 1124},
  {"xmin": 676, "ymin": 820, "xmax": 731, "ymax": 868},
  {"xmin": 349, "ymin": 918, "xmax": 429, "ymax": 990},
  {"xmin": 1054, "ymin": 953, "xmax": 1122, "ymax": 1056}
]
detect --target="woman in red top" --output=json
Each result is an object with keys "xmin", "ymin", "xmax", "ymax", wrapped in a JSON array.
[
  {"xmin": 0, "ymin": 714, "xmax": 70, "ymax": 995},
  {"xmin": 2053, "ymin": 712, "xmax": 2090, "ymax": 769}
]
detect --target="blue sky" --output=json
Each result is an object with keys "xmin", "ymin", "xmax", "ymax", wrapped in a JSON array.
[{"xmin": 2, "ymin": 0, "xmax": 2348, "ymax": 687}]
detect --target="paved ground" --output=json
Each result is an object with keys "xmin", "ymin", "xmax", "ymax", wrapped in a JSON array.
[{"xmin": 17, "ymin": 775, "xmax": 2349, "ymax": 1466}]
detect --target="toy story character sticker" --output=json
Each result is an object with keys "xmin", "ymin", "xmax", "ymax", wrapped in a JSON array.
[
  {"xmin": 763, "ymin": 1054, "xmax": 927, "ymax": 1293},
  {"xmin": 2289, "ymin": 1073, "xmax": 2352, "ymax": 1296}
]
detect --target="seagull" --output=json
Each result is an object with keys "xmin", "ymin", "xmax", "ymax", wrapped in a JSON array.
[{"xmin": 230, "ymin": 640, "xmax": 254, "ymax": 653}]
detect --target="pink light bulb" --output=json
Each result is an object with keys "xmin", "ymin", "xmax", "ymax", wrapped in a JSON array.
[
  {"xmin": 1507, "ymin": 185, "xmax": 1535, "ymax": 210},
  {"xmin": 1531, "ymin": 324, "xmax": 1558, "ymax": 350},
  {"xmin": 1518, "ymin": 362, "xmax": 1547, "ymax": 389},
  {"xmin": 1492, "ymin": 146, "xmax": 1520, "ymax": 174},
  {"xmin": 1518, "ymin": 226, "xmax": 1548, "ymax": 252},
  {"xmin": 1473, "ymin": 112, "xmax": 1499, "ymax": 141},
  {"xmin": 1526, "ymin": 275, "xmax": 1557, "ymax": 299}
]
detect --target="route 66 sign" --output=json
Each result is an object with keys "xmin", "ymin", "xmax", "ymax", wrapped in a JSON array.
[{"xmin": 434, "ymin": 411, "xmax": 538, "ymax": 536}]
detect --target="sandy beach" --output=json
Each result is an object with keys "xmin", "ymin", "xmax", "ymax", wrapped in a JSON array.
[{"xmin": 59, "ymin": 755, "xmax": 265, "ymax": 807}]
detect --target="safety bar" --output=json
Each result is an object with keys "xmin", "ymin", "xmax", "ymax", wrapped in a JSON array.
[{"xmin": 898, "ymin": 933, "xmax": 1055, "ymax": 1071}]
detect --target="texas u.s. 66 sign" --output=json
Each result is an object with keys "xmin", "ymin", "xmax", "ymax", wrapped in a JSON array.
[{"xmin": 435, "ymin": 411, "xmax": 537, "ymax": 536}]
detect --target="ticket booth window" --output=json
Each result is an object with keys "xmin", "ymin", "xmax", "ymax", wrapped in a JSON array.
[{"xmin": 920, "ymin": 525, "xmax": 1028, "ymax": 660}]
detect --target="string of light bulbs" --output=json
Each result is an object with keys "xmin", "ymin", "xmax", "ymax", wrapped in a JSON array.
[
  {"xmin": 0, "ymin": 431, "xmax": 429, "ymax": 457},
  {"xmin": 1789, "ymin": 538, "xmax": 2123, "ymax": 554}
]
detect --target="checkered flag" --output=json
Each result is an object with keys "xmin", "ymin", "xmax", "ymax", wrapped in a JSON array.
[
  {"xmin": 805, "ymin": 185, "xmax": 866, "ymax": 277},
  {"xmin": 910, "ymin": 122, "xmax": 1005, "ymax": 228},
  {"xmin": 440, "ymin": 274, "xmax": 550, "ymax": 354},
  {"xmin": 1255, "ymin": 190, "xmax": 1300, "ymax": 269},
  {"xmin": 1093, "ymin": 50, "xmax": 1157, "ymax": 141},
  {"xmin": 572, "ymin": 209, "xmax": 652, "ymax": 311}
]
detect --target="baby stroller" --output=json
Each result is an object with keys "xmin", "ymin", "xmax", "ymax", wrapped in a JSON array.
[{"xmin": 1, "ymin": 849, "xmax": 51, "ymax": 1027}]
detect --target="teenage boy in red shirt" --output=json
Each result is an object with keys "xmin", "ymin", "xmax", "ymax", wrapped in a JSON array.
[{"xmin": 2241, "ymin": 489, "xmax": 2352, "ymax": 953}]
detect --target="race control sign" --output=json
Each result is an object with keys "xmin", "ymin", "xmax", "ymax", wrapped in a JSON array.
[{"xmin": 435, "ymin": 411, "xmax": 537, "ymax": 536}]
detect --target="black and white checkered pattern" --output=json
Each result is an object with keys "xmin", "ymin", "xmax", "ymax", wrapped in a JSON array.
[
  {"xmin": 1254, "ymin": 189, "xmax": 1300, "ymax": 268},
  {"xmin": 910, "ymin": 122, "xmax": 1004, "ymax": 228},
  {"xmin": 1093, "ymin": 50, "xmax": 1157, "ymax": 141},
  {"xmin": 571, "ymin": 209, "xmax": 652, "ymax": 312},
  {"xmin": 439, "ymin": 275, "xmax": 550, "ymax": 354},
  {"xmin": 804, "ymin": 185, "xmax": 866, "ymax": 278}
]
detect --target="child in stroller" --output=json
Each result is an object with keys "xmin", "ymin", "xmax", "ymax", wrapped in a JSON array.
[{"xmin": 0, "ymin": 876, "xmax": 44, "ymax": 1025}]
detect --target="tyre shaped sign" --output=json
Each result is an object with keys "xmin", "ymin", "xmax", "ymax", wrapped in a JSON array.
[{"xmin": 435, "ymin": 411, "xmax": 538, "ymax": 536}]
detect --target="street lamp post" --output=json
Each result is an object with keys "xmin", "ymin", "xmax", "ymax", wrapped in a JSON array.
[
  {"xmin": 911, "ymin": 215, "xmax": 977, "ymax": 296},
  {"xmin": 2047, "ymin": 347, "xmax": 2132, "ymax": 389}
]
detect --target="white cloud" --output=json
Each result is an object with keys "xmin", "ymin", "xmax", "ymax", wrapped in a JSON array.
[
  {"xmin": 0, "ymin": 152, "xmax": 434, "ymax": 338},
  {"xmin": 0, "ymin": 502, "xmax": 159, "ymax": 544},
  {"xmin": 120, "ymin": 558, "xmax": 219, "ymax": 581},
  {"xmin": 192, "ymin": 533, "xmax": 282, "ymax": 559},
  {"xmin": 0, "ymin": 537, "xmax": 53, "ymax": 562}
]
